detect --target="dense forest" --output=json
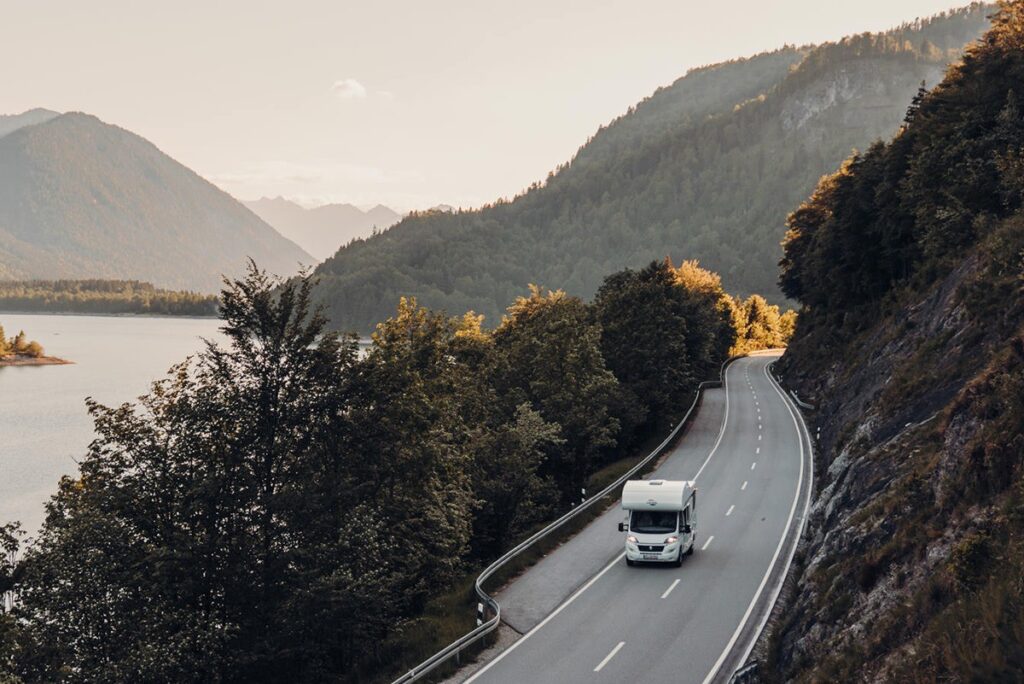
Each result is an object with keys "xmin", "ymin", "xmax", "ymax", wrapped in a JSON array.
[
  {"xmin": 0, "ymin": 280, "xmax": 219, "ymax": 316},
  {"xmin": 310, "ymin": 5, "xmax": 992, "ymax": 333},
  {"xmin": 0, "ymin": 259, "xmax": 790, "ymax": 682},
  {"xmin": 769, "ymin": 2, "xmax": 1024, "ymax": 679}
]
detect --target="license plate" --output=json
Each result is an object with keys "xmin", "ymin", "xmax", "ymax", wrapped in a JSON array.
[{"xmin": 642, "ymin": 553, "xmax": 659, "ymax": 560}]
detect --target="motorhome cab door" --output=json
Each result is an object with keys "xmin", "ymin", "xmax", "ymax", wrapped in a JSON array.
[{"xmin": 681, "ymin": 494, "xmax": 696, "ymax": 551}]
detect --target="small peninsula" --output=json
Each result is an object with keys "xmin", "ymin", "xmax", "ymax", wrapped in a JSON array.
[{"xmin": 0, "ymin": 324, "xmax": 70, "ymax": 366}]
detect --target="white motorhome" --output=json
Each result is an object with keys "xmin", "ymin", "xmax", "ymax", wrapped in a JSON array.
[{"xmin": 618, "ymin": 479, "xmax": 697, "ymax": 566}]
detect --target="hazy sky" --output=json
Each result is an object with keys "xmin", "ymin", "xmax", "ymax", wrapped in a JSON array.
[{"xmin": 1, "ymin": 1, "xmax": 978, "ymax": 211}]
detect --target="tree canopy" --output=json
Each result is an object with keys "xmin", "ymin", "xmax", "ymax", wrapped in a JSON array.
[{"xmin": 0, "ymin": 257, "xmax": 772, "ymax": 682}]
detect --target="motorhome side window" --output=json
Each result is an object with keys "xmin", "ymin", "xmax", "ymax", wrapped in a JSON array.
[{"xmin": 631, "ymin": 510, "xmax": 678, "ymax": 533}]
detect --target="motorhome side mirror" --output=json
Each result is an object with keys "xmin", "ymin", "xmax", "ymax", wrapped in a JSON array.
[
  {"xmin": 618, "ymin": 522, "xmax": 626, "ymax": 532},
  {"xmin": 683, "ymin": 524, "xmax": 692, "ymax": 534}
]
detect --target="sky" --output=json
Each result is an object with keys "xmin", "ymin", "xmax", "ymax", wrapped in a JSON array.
[{"xmin": 0, "ymin": 1, "xmax": 979, "ymax": 212}]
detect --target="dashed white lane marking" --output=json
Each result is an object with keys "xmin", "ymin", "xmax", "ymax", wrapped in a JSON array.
[
  {"xmin": 661, "ymin": 579, "xmax": 681, "ymax": 599},
  {"xmin": 751, "ymin": 462, "xmax": 757, "ymax": 470},
  {"xmin": 758, "ymin": 435, "xmax": 762, "ymax": 441},
  {"xmin": 756, "ymin": 447, "xmax": 760, "ymax": 454},
  {"xmin": 702, "ymin": 536, "xmax": 714, "ymax": 550},
  {"xmin": 741, "ymin": 481, "xmax": 748, "ymax": 491},
  {"xmin": 594, "ymin": 642, "xmax": 625, "ymax": 672},
  {"xmin": 726, "ymin": 505, "xmax": 735, "ymax": 516}
]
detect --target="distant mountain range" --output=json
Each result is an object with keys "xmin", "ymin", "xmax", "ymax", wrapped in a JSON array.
[
  {"xmin": 0, "ymin": 111, "xmax": 312, "ymax": 292},
  {"xmin": 0, "ymin": 108, "xmax": 59, "ymax": 138},
  {"xmin": 244, "ymin": 197, "xmax": 401, "ymax": 261},
  {"xmin": 310, "ymin": 4, "xmax": 993, "ymax": 333}
]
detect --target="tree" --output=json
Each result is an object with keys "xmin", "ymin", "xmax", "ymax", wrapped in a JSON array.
[
  {"xmin": 594, "ymin": 259, "xmax": 733, "ymax": 439},
  {"xmin": 493, "ymin": 286, "xmax": 623, "ymax": 502},
  {"xmin": 10, "ymin": 264, "xmax": 381, "ymax": 682},
  {"xmin": 344, "ymin": 298, "xmax": 476, "ymax": 615},
  {"xmin": 10, "ymin": 334, "xmax": 26, "ymax": 355},
  {"xmin": 731, "ymin": 294, "xmax": 795, "ymax": 354},
  {"xmin": 470, "ymin": 404, "xmax": 562, "ymax": 557},
  {"xmin": 0, "ymin": 524, "xmax": 22, "ymax": 684},
  {"xmin": 23, "ymin": 342, "xmax": 43, "ymax": 359}
]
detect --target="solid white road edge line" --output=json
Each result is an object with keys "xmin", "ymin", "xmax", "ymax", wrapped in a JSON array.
[
  {"xmin": 692, "ymin": 356, "xmax": 734, "ymax": 481},
  {"xmin": 699, "ymin": 360, "xmax": 807, "ymax": 684},
  {"xmin": 594, "ymin": 642, "xmax": 625, "ymax": 672},
  {"xmin": 733, "ymin": 361, "xmax": 816, "ymax": 671},
  {"xmin": 463, "ymin": 552, "xmax": 625, "ymax": 683},
  {"xmin": 702, "ymin": 535, "xmax": 714, "ymax": 550},
  {"xmin": 661, "ymin": 579, "xmax": 681, "ymax": 599},
  {"xmin": 466, "ymin": 359, "xmax": 741, "ymax": 683}
]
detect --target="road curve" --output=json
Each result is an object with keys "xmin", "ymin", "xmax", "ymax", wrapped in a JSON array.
[{"xmin": 464, "ymin": 353, "xmax": 812, "ymax": 684}]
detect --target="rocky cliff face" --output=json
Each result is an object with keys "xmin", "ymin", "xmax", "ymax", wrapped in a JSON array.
[
  {"xmin": 764, "ymin": 4, "xmax": 1024, "ymax": 677},
  {"xmin": 780, "ymin": 60, "xmax": 946, "ymax": 137},
  {"xmin": 761, "ymin": 2, "xmax": 1024, "ymax": 679},
  {"xmin": 770, "ymin": 250, "xmax": 1024, "ymax": 680}
]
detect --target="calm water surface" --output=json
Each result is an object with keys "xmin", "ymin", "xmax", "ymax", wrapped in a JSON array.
[{"xmin": 0, "ymin": 314, "xmax": 223, "ymax": 534}]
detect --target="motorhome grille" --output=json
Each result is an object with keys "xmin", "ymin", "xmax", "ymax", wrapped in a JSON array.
[{"xmin": 638, "ymin": 545, "xmax": 665, "ymax": 552}]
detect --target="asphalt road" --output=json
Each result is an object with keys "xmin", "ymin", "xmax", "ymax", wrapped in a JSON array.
[{"xmin": 463, "ymin": 353, "xmax": 812, "ymax": 684}]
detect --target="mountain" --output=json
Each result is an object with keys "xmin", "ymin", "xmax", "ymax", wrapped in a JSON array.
[
  {"xmin": 767, "ymin": 4, "xmax": 1024, "ymax": 679},
  {"xmin": 310, "ymin": 4, "xmax": 992, "ymax": 333},
  {"xmin": 244, "ymin": 197, "xmax": 401, "ymax": 261},
  {"xmin": 0, "ymin": 108, "xmax": 59, "ymax": 138},
  {"xmin": 0, "ymin": 112, "xmax": 312, "ymax": 291}
]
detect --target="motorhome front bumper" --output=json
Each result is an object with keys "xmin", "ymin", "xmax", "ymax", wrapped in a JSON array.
[{"xmin": 626, "ymin": 542, "xmax": 680, "ymax": 563}]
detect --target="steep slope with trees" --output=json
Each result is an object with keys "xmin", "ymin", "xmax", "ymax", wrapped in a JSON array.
[
  {"xmin": 0, "ymin": 113, "xmax": 311, "ymax": 291},
  {"xmin": 768, "ymin": 3, "xmax": 1024, "ymax": 678},
  {"xmin": 311, "ymin": 5, "xmax": 992, "ymax": 333}
]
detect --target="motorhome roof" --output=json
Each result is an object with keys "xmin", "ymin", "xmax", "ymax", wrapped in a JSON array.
[{"xmin": 621, "ymin": 479, "xmax": 695, "ymax": 511}]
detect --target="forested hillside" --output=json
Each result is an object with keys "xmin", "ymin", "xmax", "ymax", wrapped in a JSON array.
[
  {"xmin": 768, "ymin": 2, "xmax": 1024, "ymax": 678},
  {"xmin": 0, "ymin": 112, "xmax": 311, "ymax": 291},
  {"xmin": 312, "ymin": 5, "xmax": 992, "ymax": 333}
]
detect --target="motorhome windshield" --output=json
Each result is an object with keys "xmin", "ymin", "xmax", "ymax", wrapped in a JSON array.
[{"xmin": 630, "ymin": 511, "xmax": 678, "ymax": 534}]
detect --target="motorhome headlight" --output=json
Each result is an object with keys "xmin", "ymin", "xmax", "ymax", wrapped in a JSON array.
[
  {"xmin": 664, "ymin": 536, "xmax": 679, "ymax": 544},
  {"xmin": 626, "ymin": 535, "xmax": 638, "ymax": 545}
]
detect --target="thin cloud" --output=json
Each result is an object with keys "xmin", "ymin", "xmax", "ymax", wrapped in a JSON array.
[{"xmin": 331, "ymin": 78, "xmax": 367, "ymax": 99}]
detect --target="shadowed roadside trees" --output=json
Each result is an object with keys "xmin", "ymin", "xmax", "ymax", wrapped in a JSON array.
[{"xmin": 0, "ymin": 257, "xmax": 756, "ymax": 682}]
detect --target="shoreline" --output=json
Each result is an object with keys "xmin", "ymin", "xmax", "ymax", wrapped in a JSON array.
[
  {"xmin": 0, "ymin": 354, "xmax": 73, "ymax": 367},
  {"xmin": 0, "ymin": 309, "xmax": 218, "ymax": 321}
]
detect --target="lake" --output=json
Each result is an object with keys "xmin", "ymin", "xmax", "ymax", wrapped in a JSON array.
[{"xmin": 0, "ymin": 314, "xmax": 223, "ymax": 535}]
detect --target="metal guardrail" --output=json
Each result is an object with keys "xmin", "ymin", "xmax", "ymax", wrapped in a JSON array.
[
  {"xmin": 729, "ymin": 661, "xmax": 759, "ymax": 683},
  {"xmin": 788, "ymin": 390, "xmax": 815, "ymax": 411},
  {"xmin": 391, "ymin": 357, "xmax": 739, "ymax": 684}
]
